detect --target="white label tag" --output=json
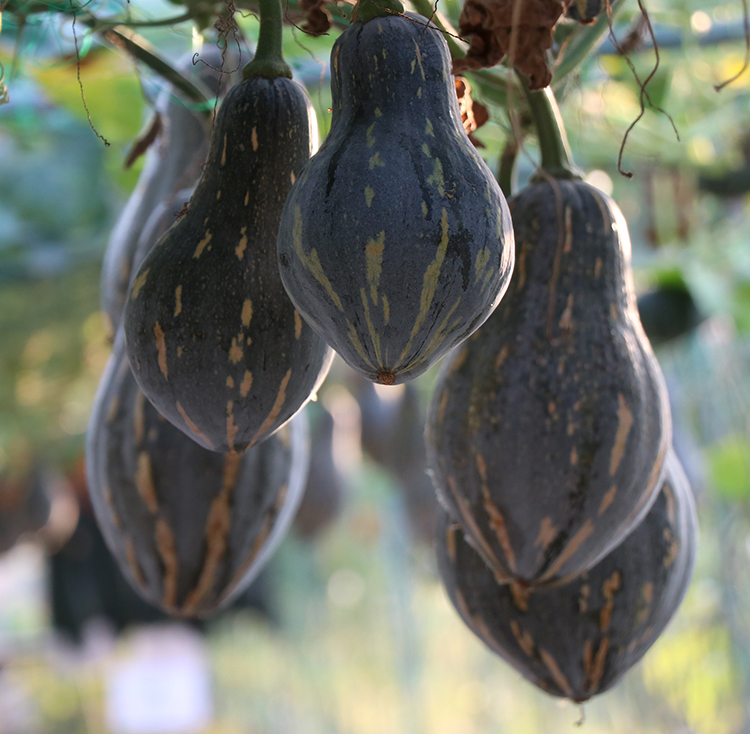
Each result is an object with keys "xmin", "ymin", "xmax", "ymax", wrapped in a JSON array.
[{"xmin": 105, "ymin": 625, "xmax": 213, "ymax": 734}]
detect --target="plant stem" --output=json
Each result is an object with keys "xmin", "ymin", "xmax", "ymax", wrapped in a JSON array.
[
  {"xmin": 242, "ymin": 0, "xmax": 292, "ymax": 79},
  {"xmin": 99, "ymin": 26, "xmax": 212, "ymax": 113},
  {"xmin": 519, "ymin": 74, "xmax": 581, "ymax": 180},
  {"xmin": 95, "ymin": 11, "xmax": 195, "ymax": 31}
]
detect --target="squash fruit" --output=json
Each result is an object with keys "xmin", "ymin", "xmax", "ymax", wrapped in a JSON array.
[
  {"xmin": 427, "ymin": 178, "xmax": 671, "ymax": 586},
  {"xmin": 437, "ymin": 451, "xmax": 697, "ymax": 701},
  {"xmin": 124, "ymin": 72, "xmax": 332, "ymax": 454},
  {"xmin": 86, "ymin": 338, "xmax": 308, "ymax": 617},
  {"xmin": 426, "ymin": 85, "xmax": 671, "ymax": 586},
  {"xmin": 276, "ymin": 12, "xmax": 514, "ymax": 385}
]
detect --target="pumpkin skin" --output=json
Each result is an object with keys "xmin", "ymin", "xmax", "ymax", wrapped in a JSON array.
[
  {"xmin": 86, "ymin": 339, "xmax": 308, "ymax": 618},
  {"xmin": 132, "ymin": 186, "xmax": 194, "ymax": 273},
  {"xmin": 276, "ymin": 12, "xmax": 514, "ymax": 385},
  {"xmin": 124, "ymin": 76, "xmax": 333, "ymax": 453},
  {"xmin": 100, "ymin": 49, "xmax": 230, "ymax": 336},
  {"xmin": 426, "ymin": 180, "xmax": 671, "ymax": 586},
  {"xmin": 437, "ymin": 451, "xmax": 697, "ymax": 701}
]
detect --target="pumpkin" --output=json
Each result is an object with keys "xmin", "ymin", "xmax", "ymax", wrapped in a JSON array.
[
  {"xmin": 426, "ymin": 178, "xmax": 671, "ymax": 586},
  {"xmin": 437, "ymin": 450, "xmax": 697, "ymax": 701},
  {"xmin": 85, "ymin": 337, "xmax": 309, "ymax": 618},
  {"xmin": 123, "ymin": 73, "xmax": 332, "ymax": 453},
  {"xmin": 276, "ymin": 12, "xmax": 514, "ymax": 385}
]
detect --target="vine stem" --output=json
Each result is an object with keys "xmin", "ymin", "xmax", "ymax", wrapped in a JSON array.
[
  {"xmin": 99, "ymin": 25, "xmax": 212, "ymax": 113},
  {"xmin": 242, "ymin": 0, "xmax": 292, "ymax": 79},
  {"xmin": 518, "ymin": 75, "xmax": 581, "ymax": 181}
]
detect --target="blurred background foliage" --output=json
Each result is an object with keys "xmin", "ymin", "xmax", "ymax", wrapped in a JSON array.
[{"xmin": 0, "ymin": 0, "xmax": 749, "ymax": 732}]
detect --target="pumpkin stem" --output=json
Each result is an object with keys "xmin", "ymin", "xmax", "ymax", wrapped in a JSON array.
[
  {"xmin": 519, "ymin": 77, "xmax": 582, "ymax": 181},
  {"xmin": 353, "ymin": 0, "xmax": 404, "ymax": 24},
  {"xmin": 242, "ymin": 0, "xmax": 292, "ymax": 80}
]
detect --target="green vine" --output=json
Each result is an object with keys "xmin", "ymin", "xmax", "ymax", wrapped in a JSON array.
[
  {"xmin": 242, "ymin": 0, "xmax": 292, "ymax": 79},
  {"xmin": 519, "ymin": 76, "xmax": 581, "ymax": 181},
  {"xmin": 100, "ymin": 26, "xmax": 213, "ymax": 113}
]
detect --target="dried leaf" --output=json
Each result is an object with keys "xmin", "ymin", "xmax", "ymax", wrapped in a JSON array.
[
  {"xmin": 124, "ymin": 112, "xmax": 162, "ymax": 170},
  {"xmin": 453, "ymin": 0, "xmax": 569, "ymax": 89},
  {"xmin": 302, "ymin": 3, "xmax": 332, "ymax": 35},
  {"xmin": 299, "ymin": 0, "xmax": 332, "ymax": 35},
  {"xmin": 455, "ymin": 76, "xmax": 489, "ymax": 148}
]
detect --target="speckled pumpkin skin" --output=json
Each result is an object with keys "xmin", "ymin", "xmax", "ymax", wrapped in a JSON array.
[
  {"xmin": 437, "ymin": 451, "xmax": 697, "ymax": 701},
  {"xmin": 426, "ymin": 180, "xmax": 671, "ymax": 586},
  {"xmin": 276, "ymin": 13, "xmax": 514, "ymax": 385},
  {"xmin": 124, "ymin": 76, "xmax": 333, "ymax": 453},
  {"xmin": 86, "ymin": 339, "xmax": 308, "ymax": 618}
]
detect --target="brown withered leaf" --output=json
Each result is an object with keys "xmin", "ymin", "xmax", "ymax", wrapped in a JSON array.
[
  {"xmin": 453, "ymin": 0, "xmax": 569, "ymax": 89},
  {"xmin": 303, "ymin": 5, "xmax": 332, "ymax": 35},
  {"xmin": 124, "ymin": 112, "xmax": 162, "ymax": 170},
  {"xmin": 300, "ymin": 0, "xmax": 332, "ymax": 35},
  {"xmin": 455, "ymin": 76, "xmax": 489, "ymax": 148}
]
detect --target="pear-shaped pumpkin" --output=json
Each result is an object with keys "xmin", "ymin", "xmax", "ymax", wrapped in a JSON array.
[
  {"xmin": 276, "ymin": 12, "xmax": 514, "ymax": 385},
  {"xmin": 437, "ymin": 451, "xmax": 697, "ymax": 701},
  {"xmin": 427, "ymin": 179, "xmax": 671, "ymax": 586},
  {"xmin": 124, "ymin": 74, "xmax": 332, "ymax": 453},
  {"xmin": 86, "ymin": 338, "xmax": 308, "ymax": 617}
]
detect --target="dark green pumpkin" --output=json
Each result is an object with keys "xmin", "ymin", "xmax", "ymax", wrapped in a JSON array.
[
  {"xmin": 437, "ymin": 450, "xmax": 697, "ymax": 701},
  {"xmin": 276, "ymin": 12, "xmax": 514, "ymax": 385},
  {"xmin": 124, "ymin": 75, "xmax": 332, "ymax": 453},
  {"xmin": 132, "ymin": 186, "xmax": 194, "ymax": 273},
  {"xmin": 101, "ymin": 49, "xmax": 230, "ymax": 337},
  {"xmin": 426, "ymin": 180, "xmax": 671, "ymax": 586},
  {"xmin": 86, "ymin": 338, "xmax": 308, "ymax": 617}
]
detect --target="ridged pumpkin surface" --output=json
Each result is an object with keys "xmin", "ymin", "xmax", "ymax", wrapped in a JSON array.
[
  {"xmin": 427, "ymin": 180, "xmax": 671, "ymax": 586},
  {"xmin": 86, "ymin": 339, "xmax": 308, "ymax": 618},
  {"xmin": 437, "ymin": 451, "xmax": 697, "ymax": 701},
  {"xmin": 276, "ymin": 13, "xmax": 514, "ymax": 385},
  {"xmin": 124, "ymin": 76, "xmax": 332, "ymax": 453}
]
